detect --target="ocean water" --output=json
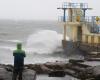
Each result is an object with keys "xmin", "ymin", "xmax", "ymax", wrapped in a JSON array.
[
  {"xmin": 0, "ymin": 20, "xmax": 78, "ymax": 80},
  {"xmin": 0, "ymin": 20, "xmax": 67, "ymax": 64}
]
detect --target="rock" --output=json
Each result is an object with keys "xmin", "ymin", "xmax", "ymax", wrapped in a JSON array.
[
  {"xmin": 5, "ymin": 65, "xmax": 13, "ymax": 72},
  {"xmin": 25, "ymin": 64, "xmax": 42, "ymax": 74},
  {"xmin": 65, "ymin": 69, "xmax": 77, "ymax": 78},
  {"xmin": 44, "ymin": 62, "xmax": 67, "ymax": 70},
  {"xmin": 25, "ymin": 62, "xmax": 68, "ymax": 74},
  {"xmin": 0, "ymin": 67, "xmax": 36, "ymax": 80},
  {"xmin": 40, "ymin": 64, "xmax": 52, "ymax": 73},
  {"xmin": 0, "ymin": 68, "xmax": 12, "ymax": 80},
  {"xmin": 77, "ymin": 66, "xmax": 100, "ymax": 80},
  {"xmin": 22, "ymin": 69, "xmax": 36, "ymax": 80},
  {"xmin": 92, "ymin": 65, "xmax": 100, "ymax": 76},
  {"xmin": 86, "ymin": 58, "xmax": 100, "ymax": 61},
  {"xmin": 48, "ymin": 70, "xmax": 66, "ymax": 77},
  {"xmin": 69, "ymin": 59, "xmax": 84, "ymax": 63}
]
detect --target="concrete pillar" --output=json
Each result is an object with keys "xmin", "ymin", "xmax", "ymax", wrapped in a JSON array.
[
  {"xmin": 98, "ymin": 36, "xmax": 100, "ymax": 46},
  {"xmin": 62, "ymin": 23, "xmax": 67, "ymax": 48},
  {"xmin": 85, "ymin": 35, "xmax": 88, "ymax": 43},
  {"xmin": 63, "ymin": 23, "xmax": 67, "ymax": 40},
  {"xmin": 68, "ymin": 9, "xmax": 73, "ymax": 22},
  {"xmin": 94, "ymin": 36, "xmax": 99, "ymax": 44},
  {"xmin": 88, "ymin": 35, "xmax": 91, "ymax": 44},
  {"xmin": 82, "ymin": 35, "xmax": 86, "ymax": 43},
  {"xmin": 72, "ymin": 27, "xmax": 77, "ymax": 42},
  {"xmin": 91, "ymin": 36, "xmax": 94, "ymax": 45}
]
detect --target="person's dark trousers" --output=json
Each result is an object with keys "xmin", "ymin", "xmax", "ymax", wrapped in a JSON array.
[{"xmin": 12, "ymin": 67, "xmax": 23, "ymax": 80}]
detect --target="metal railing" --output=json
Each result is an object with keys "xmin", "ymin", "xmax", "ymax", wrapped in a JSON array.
[
  {"xmin": 84, "ymin": 16, "xmax": 100, "ymax": 33},
  {"xmin": 62, "ymin": 2, "xmax": 88, "ymax": 8},
  {"xmin": 58, "ymin": 16, "xmax": 91, "ymax": 22},
  {"xmin": 58, "ymin": 16, "xmax": 100, "ymax": 22},
  {"xmin": 58, "ymin": 16, "xmax": 100, "ymax": 34}
]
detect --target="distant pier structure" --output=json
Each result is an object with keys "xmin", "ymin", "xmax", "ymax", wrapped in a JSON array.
[{"xmin": 57, "ymin": 2, "xmax": 100, "ymax": 49}]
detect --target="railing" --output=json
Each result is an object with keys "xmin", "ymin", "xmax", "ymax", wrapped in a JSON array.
[
  {"xmin": 62, "ymin": 2, "xmax": 88, "ymax": 8},
  {"xmin": 58, "ymin": 16, "xmax": 100, "ymax": 23},
  {"xmin": 84, "ymin": 16, "xmax": 100, "ymax": 33},
  {"xmin": 58, "ymin": 16, "xmax": 100, "ymax": 33},
  {"xmin": 58, "ymin": 16, "xmax": 92, "ymax": 22}
]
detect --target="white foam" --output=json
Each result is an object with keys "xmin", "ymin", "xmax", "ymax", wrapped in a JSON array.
[
  {"xmin": 0, "ymin": 30, "xmax": 70, "ymax": 54},
  {"xmin": 0, "ymin": 39, "xmax": 22, "ymax": 43},
  {"xmin": 26, "ymin": 30, "xmax": 69, "ymax": 54}
]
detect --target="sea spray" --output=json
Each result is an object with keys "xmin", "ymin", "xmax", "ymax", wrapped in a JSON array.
[
  {"xmin": 26, "ymin": 30, "xmax": 69, "ymax": 54},
  {"xmin": 0, "ymin": 30, "xmax": 70, "ymax": 54}
]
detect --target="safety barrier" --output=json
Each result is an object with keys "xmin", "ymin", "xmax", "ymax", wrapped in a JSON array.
[{"xmin": 62, "ymin": 2, "xmax": 88, "ymax": 8}]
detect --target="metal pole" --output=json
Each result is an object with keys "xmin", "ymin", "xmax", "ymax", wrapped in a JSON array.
[
  {"xmin": 63, "ymin": 9, "xmax": 66, "ymax": 22},
  {"xmin": 83, "ymin": 9, "xmax": 86, "ymax": 17},
  {"xmin": 63, "ymin": 9, "xmax": 67, "ymax": 40}
]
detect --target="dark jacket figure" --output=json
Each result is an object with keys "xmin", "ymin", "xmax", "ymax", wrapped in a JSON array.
[{"xmin": 12, "ymin": 43, "xmax": 26, "ymax": 80}]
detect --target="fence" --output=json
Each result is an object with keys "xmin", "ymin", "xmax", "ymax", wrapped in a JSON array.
[
  {"xmin": 58, "ymin": 16, "xmax": 100, "ymax": 33},
  {"xmin": 62, "ymin": 2, "xmax": 88, "ymax": 9}
]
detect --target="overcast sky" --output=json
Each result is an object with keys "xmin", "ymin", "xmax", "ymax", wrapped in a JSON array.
[{"xmin": 0, "ymin": 0, "xmax": 99, "ymax": 20}]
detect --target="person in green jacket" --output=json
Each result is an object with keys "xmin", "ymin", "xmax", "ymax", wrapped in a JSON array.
[{"xmin": 12, "ymin": 43, "xmax": 26, "ymax": 80}]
